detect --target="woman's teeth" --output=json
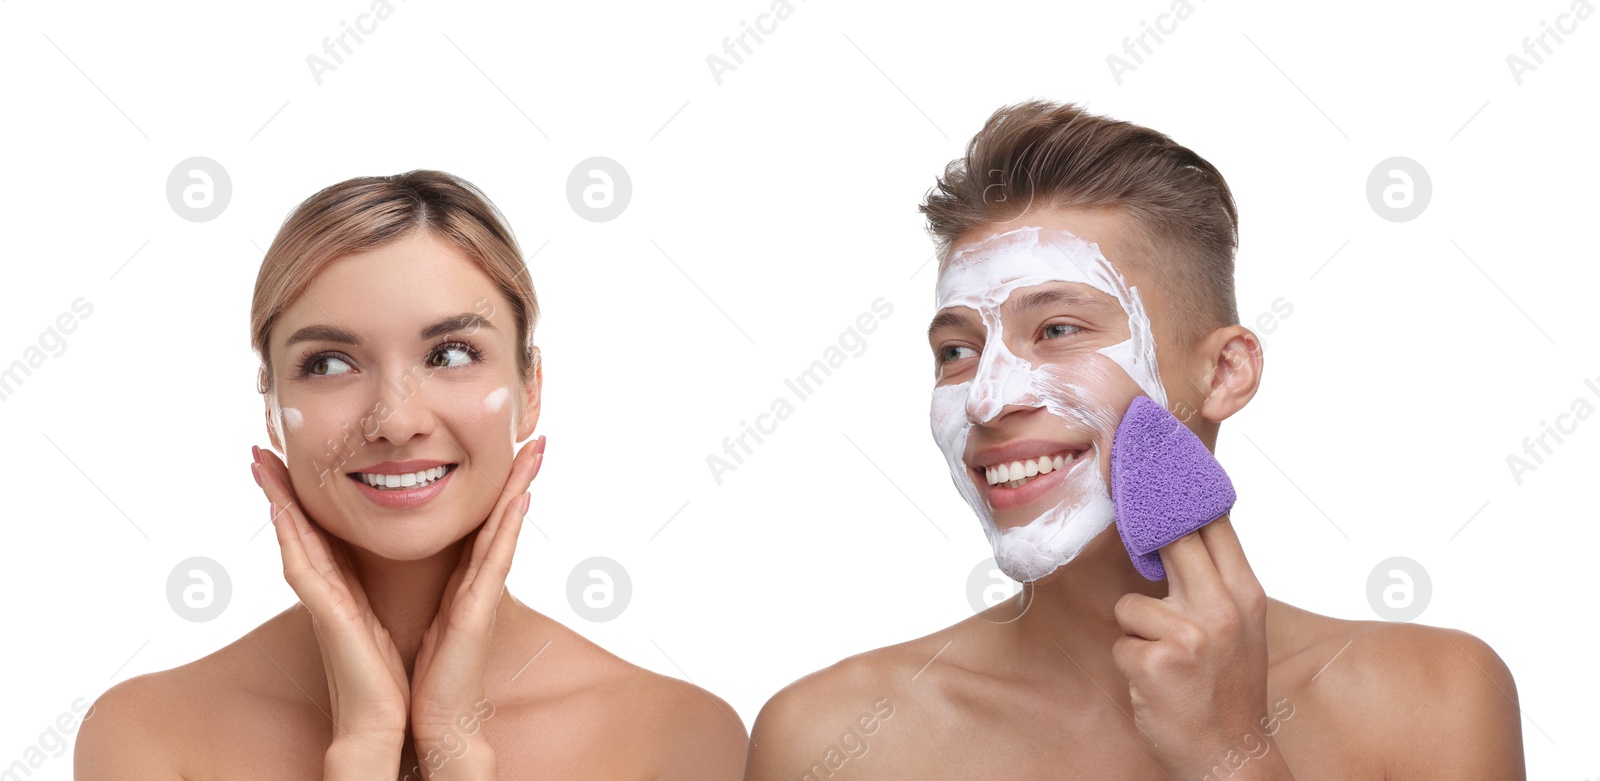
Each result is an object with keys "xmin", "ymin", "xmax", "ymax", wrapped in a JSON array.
[
  {"xmin": 984, "ymin": 451, "xmax": 1078, "ymax": 489},
  {"xmin": 355, "ymin": 465, "xmax": 454, "ymax": 491}
]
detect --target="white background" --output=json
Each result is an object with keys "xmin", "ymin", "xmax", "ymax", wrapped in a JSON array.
[{"xmin": 1, "ymin": 0, "xmax": 1595, "ymax": 777}]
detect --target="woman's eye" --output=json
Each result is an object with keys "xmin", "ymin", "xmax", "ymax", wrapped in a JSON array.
[
  {"xmin": 428, "ymin": 343, "xmax": 479, "ymax": 369},
  {"xmin": 939, "ymin": 344, "xmax": 978, "ymax": 363},
  {"xmin": 307, "ymin": 355, "xmax": 352, "ymax": 376},
  {"xmin": 1042, "ymin": 323, "xmax": 1081, "ymax": 340}
]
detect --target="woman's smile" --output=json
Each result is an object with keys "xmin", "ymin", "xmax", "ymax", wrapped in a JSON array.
[{"xmin": 347, "ymin": 459, "xmax": 461, "ymax": 509}]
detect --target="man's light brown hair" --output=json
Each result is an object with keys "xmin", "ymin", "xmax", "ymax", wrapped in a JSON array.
[{"xmin": 920, "ymin": 100, "xmax": 1240, "ymax": 347}]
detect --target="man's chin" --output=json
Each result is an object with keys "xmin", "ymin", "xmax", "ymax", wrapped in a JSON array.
[
  {"xmin": 991, "ymin": 541, "xmax": 1067, "ymax": 583},
  {"xmin": 985, "ymin": 507, "xmax": 1115, "ymax": 583}
]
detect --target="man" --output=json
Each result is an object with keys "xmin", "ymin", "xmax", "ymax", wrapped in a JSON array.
[{"xmin": 746, "ymin": 101, "xmax": 1524, "ymax": 779}]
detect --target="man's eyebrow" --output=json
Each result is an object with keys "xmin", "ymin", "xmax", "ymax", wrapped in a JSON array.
[
  {"xmin": 927, "ymin": 309, "xmax": 977, "ymax": 340},
  {"xmin": 283, "ymin": 312, "xmax": 496, "ymax": 348},
  {"xmin": 1010, "ymin": 287, "xmax": 1115, "ymax": 316},
  {"xmin": 926, "ymin": 287, "xmax": 1116, "ymax": 340}
]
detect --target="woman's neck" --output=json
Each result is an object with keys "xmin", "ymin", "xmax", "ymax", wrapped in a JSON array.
[{"xmin": 344, "ymin": 540, "xmax": 467, "ymax": 672}]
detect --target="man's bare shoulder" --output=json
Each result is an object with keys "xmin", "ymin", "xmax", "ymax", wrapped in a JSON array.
[
  {"xmin": 1267, "ymin": 599, "xmax": 1525, "ymax": 778},
  {"xmin": 746, "ymin": 624, "xmax": 962, "ymax": 779},
  {"xmin": 756, "ymin": 625, "xmax": 959, "ymax": 717}
]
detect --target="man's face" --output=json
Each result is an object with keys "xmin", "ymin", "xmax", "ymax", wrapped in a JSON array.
[{"xmin": 927, "ymin": 208, "xmax": 1171, "ymax": 582}]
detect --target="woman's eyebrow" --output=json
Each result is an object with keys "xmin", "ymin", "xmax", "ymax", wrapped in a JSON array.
[
  {"xmin": 283, "ymin": 312, "xmax": 496, "ymax": 348},
  {"xmin": 421, "ymin": 312, "xmax": 496, "ymax": 340}
]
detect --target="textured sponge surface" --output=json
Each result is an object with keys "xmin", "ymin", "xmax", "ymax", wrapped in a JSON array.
[{"xmin": 1111, "ymin": 395, "xmax": 1237, "ymax": 581}]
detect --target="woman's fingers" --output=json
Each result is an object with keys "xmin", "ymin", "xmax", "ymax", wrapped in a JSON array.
[
  {"xmin": 254, "ymin": 455, "xmax": 370, "ymax": 633},
  {"xmin": 252, "ymin": 449, "xmax": 409, "ymax": 742},
  {"xmin": 256, "ymin": 451, "xmax": 340, "ymax": 575},
  {"xmin": 481, "ymin": 492, "xmax": 531, "ymax": 588},
  {"xmin": 464, "ymin": 437, "xmax": 544, "ymax": 579}
]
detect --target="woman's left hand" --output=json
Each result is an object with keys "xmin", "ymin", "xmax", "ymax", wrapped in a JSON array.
[{"xmin": 408, "ymin": 435, "xmax": 545, "ymax": 773}]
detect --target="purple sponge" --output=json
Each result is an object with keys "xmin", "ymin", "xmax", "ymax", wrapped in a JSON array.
[{"xmin": 1110, "ymin": 395, "xmax": 1236, "ymax": 581}]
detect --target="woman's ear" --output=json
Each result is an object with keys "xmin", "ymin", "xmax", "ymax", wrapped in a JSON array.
[
  {"xmin": 263, "ymin": 403, "xmax": 284, "ymax": 453},
  {"xmin": 259, "ymin": 366, "xmax": 285, "ymax": 452},
  {"xmin": 1196, "ymin": 325, "xmax": 1264, "ymax": 424},
  {"xmin": 514, "ymin": 346, "xmax": 543, "ymax": 443}
]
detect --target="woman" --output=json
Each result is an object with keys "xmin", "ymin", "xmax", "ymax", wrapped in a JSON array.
[{"xmin": 75, "ymin": 171, "xmax": 748, "ymax": 779}]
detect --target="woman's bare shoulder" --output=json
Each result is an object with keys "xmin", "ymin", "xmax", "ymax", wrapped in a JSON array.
[
  {"xmin": 75, "ymin": 607, "xmax": 315, "ymax": 779},
  {"xmin": 497, "ymin": 613, "xmax": 747, "ymax": 777}
]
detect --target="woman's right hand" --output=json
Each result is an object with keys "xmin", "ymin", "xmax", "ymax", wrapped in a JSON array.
[{"xmin": 251, "ymin": 446, "xmax": 409, "ymax": 771}]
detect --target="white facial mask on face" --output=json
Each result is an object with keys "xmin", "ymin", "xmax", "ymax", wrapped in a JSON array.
[{"xmin": 930, "ymin": 226, "xmax": 1167, "ymax": 582}]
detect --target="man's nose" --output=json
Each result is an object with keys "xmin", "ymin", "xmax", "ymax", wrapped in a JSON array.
[{"xmin": 965, "ymin": 340, "xmax": 1031, "ymax": 424}]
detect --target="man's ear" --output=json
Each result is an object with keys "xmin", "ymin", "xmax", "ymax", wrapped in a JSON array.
[
  {"xmin": 514, "ymin": 346, "xmax": 543, "ymax": 443},
  {"xmin": 1195, "ymin": 325, "xmax": 1264, "ymax": 423}
]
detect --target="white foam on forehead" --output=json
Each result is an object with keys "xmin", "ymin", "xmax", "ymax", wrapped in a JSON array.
[{"xmin": 928, "ymin": 225, "xmax": 1168, "ymax": 582}]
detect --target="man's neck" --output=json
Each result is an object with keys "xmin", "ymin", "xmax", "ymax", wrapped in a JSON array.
[{"xmin": 996, "ymin": 529, "xmax": 1169, "ymax": 692}]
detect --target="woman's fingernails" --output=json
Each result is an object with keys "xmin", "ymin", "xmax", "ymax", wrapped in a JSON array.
[
  {"xmin": 252, "ymin": 445, "xmax": 262, "ymax": 465},
  {"xmin": 250, "ymin": 463, "xmax": 262, "ymax": 488}
]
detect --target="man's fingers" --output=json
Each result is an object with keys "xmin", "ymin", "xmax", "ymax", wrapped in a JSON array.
[
  {"xmin": 1113, "ymin": 591, "xmax": 1184, "ymax": 641},
  {"xmin": 1198, "ymin": 516, "xmax": 1266, "ymax": 614},
  {"xmin": 1156, "ymin": 530, "xmax": 1223, "ymax": 604}
]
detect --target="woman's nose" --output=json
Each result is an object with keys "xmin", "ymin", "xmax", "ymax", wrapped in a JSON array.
[{"xmin": 364, "ymin": 372, "xmax": 438, "ymax": 445}]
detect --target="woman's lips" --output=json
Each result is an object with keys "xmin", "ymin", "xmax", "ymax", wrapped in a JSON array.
[
  {"xmin": 978, "ymin": 449, "xmax": 1090, "ymax": 514},
  {"xmin": 348, "ymin": 465, "xmax": 457, "ymax": 509}
]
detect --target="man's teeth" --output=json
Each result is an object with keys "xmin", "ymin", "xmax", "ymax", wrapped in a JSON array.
[
  {"xmin": 984, "ymin": 451, "xmax": 1078, "ymax": 488},
  {"xmin": 356, "ymin": 465, "xmax": 453, "ymax": 490}
]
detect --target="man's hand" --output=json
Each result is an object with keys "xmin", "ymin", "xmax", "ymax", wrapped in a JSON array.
[{"xmin": 1111, "ymin": 517, "xmax": 1294, "ymax": 780}]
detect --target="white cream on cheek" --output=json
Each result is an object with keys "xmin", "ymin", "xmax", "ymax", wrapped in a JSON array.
[
  {"xmin": 485, "ymin": 386, "xmax": 521, "ymax": 446},
  {"xmin": 929, "ymin": 226, "xmax": 1166, "ymax": 582},
  {"xmin": 484, "ymin": 387, "xmax": 509, "ymax": 414}
]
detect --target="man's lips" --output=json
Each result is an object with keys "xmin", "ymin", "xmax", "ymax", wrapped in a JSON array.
[
  {"xmin": 969, "ymin": 438, "xmax": 1090, "ymax": 474},
  {"xmin": 967, "ymin": 439, "xmax": 1093, "ymax": 514}
]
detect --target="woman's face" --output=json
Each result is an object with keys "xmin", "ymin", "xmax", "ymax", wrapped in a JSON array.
[{"xmin": 263, "ymin": 230, "xmax": 539, "ymax": 561}]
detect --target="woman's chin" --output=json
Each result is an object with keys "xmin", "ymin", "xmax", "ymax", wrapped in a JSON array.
[{"xmin": 336, "ymin": 527, "xmax": 477, "ymax": 563}]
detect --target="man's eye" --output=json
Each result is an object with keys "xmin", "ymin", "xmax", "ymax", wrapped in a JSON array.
[
  {"xmin": 305, "ymin": 355, "xmax": 352, "ymax": 377},
  {"xmin": 428, "ymin": 342, "xmax": 482, "ymax": 369},
  {"xmin": 939, "ymin": 345, "xmax": 978, "ymax": 363},
  {"xmin": 1042, "ymin": 323, "xmax": 1081, "ymax": 340}
]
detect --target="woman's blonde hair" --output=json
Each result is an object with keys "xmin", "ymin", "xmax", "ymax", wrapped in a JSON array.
[{"xmin": 251, "ymin": 170, "xmax": 539, "ymax": 396}]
